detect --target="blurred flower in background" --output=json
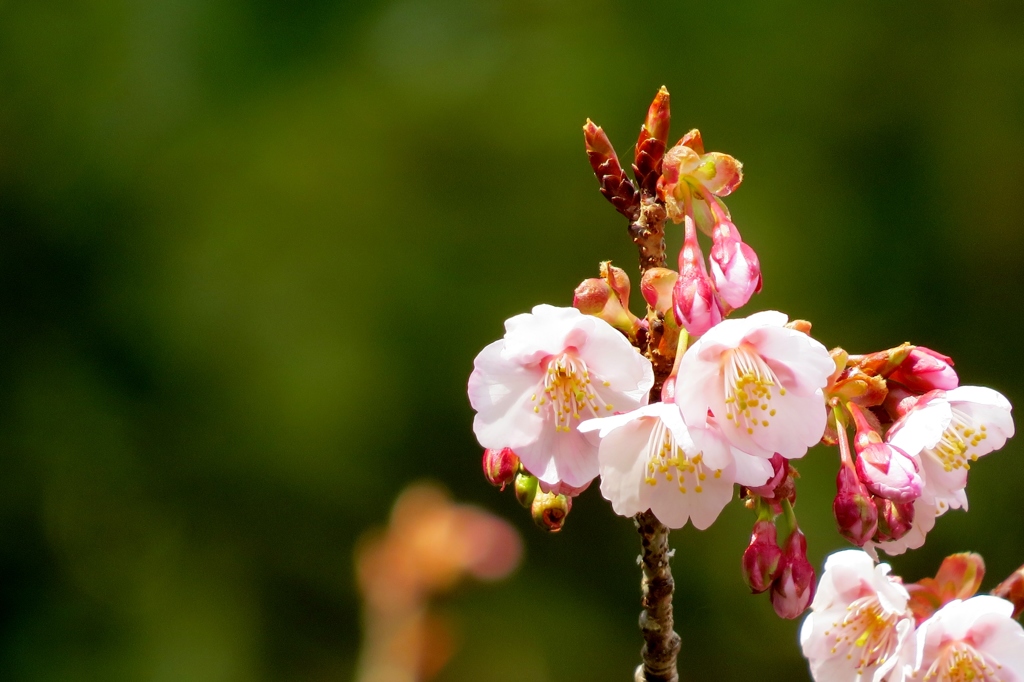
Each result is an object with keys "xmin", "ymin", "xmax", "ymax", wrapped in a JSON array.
[{"xmin": 354, "ymin": 483, "xmax": 521, "ymax": 682}]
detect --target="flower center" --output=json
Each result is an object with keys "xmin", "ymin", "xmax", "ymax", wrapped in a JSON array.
[
  {"xmin": 643, "ymin": 419, "xmax": 721, "ymax": 494},
  {"xmin": 533, "ymin": 353, "xmax": 612, "ymax": 432},
  {"xmin": 930, "ymin": 408, "xmax": 989, "ymax": 473},
  {"xmin": 920, "ymin": 642, "xmax": 1002, "ymax": 681},
  {"xmin": 824, "ymin": 596, "xmax": 903, "ymax": 675},
  {"xmin": 722, "ymin": 345, "xmax": 784, "ymax": 435}
]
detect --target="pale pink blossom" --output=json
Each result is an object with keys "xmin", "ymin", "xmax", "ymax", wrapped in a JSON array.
[
  {"xmin": 675, "ymin": 311, "xmax": 834, "ymax": 460},
  {"xmin": 871, "ymin": 387, "xmax": 1013, "ymax": 556},
  {"xmin": 468, "ymin": 305, "xmax": 654, "ymax": 488},
  {"xmin": 800, "ymin": 550, "xmax": 915, "ymax": 682},
  {"xmin": 893, "ymin": 596, "xmax": 1024, "ymax": 682},
  {"xmin": 578, "ymin": 403, "xmax": 773, "ymax": 529}
]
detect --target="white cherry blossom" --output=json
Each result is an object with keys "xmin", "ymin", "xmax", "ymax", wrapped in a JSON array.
[
  {"xmin": 894, "ymin": 596, "xmax": 1024, "ymax": 682},
  {"xmin": 800, "ymin": 550, "xmax": 915, "ymax": 682},
  {"xmin": 468, "ymin": 304, "xmax": 654, "ymax": 488},
  {"xmin": 579, "ymin": 403, "xmax": 773, "ymax": 529},
  {"xmin": 675, "ymin": 310, "xmax": 834, "ymax": 460}
]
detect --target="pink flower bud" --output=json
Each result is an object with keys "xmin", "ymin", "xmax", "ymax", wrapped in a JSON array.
[
  {"xmin": 531, "ymin": 490, "xmax": 571, "ymax": 533},
  {"xmin": 887, "ymin": 347, "xmax": 959, "ymax": 393},
  {"xmin": 833, "ymin": 464, "xmax": 878, "ymax": 547},
  {"xmin": 672, "ymin": 218, "xmax": 722, "ymax": 336},
  {"xmin": 640, "ymin": 267, "xmax": 678, "ymax": 314},
  {"xmin": 855, "ymin": 443, "xmax": 922, "ymax": 503},
  {"xmin": 873, "ymin": 496, "xmax": 915, "ymax": 542},
  {"xmin": 770, "ymin": 529, "xmax": 815, "ymax": 619},
  {"xmin": 742, "ymin": 520, "xmax": 782, "ymax": 594},
  {"xmin": 482, "ymin": 448, "xmax": 519, "ymax": 490},
  {"xmin": 849, "ymin": 404, "xmax": 922, "ymax": 503},
  {"xmin": 709, "ymin": 216, "xmax": 761, "ymax": 313}
]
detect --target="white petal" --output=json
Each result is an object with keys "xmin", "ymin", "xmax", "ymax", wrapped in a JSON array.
[
  {"xmin": 576, "ymin": 315, "xmax": 656, "ymax": 405},
  {"xmin": 751, "ymin": 326, "xmax": 834, "ymax": 395},
  {"xmin": 468, "ymin": 339, "xmax": 545, "ymax": 449},
  {"xmin": 519, "ymin": 420, "xmax": 599, "ymax": 487},
  {"xmin": 888, "ymin": 398, "xmax": 952, "ymax": 454},
  {"xmin": 597, "ymin": 417, "xmax": 658, "ymax": 517}
]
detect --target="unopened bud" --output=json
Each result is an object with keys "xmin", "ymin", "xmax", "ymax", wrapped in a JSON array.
[
  {"xmin": 482, "ymin": 448, "xmax": 519, "ymax": 490},
  {"xmin": 742, "ymin": 520, "xmax": 782, "ymax": 594},
  {"xmin": 849, "ymin": 403, "xmax": 922, "ymax": 503},
  {"xmin": 708, "ymin": 205, "xmax": 761, "ymax": 313},
  {"xmin": 834, "ymin": 464, "xmax": 878, "ymax": 546},
  {"xmin": 531, "ymin": 490, "xmax": 571, "ymax": 532},
  {"xmin": 745, "ymin": 454, "xmax": 797, "ymax": 510},
  {"xmin": 514, "ymin": 472, "xmax": 538, "ymax": 509},
  {"xmin": 888, "ymin": 347, "xmax": 959, "ymax": 393},
  {"xmin": 675, "ymin": 128, "xmax": 704, "ymax": 155},
  {"xmin": 583, "ymin": 119, "xmax": 640, "ymax": 219},
  {"xmin": 993, "ymin": 565, "xmax": 1024, "ymax": 619},
  {"xmin": 600, "ymin": 261, "xmax": 631, "ymax": 308},
  {"xmin": 873, "ymin": 496, "xmax": 915, "ymax": 542},
  {"xmin": 633, "ymin": 86, "xmax": 671, "ymax": 194},
  {"xmin": 770, "ymin": 529, "xmax": 815, "ymax": 619},
  {"xmin": 573, "ymin": 277, "xmax": 638, "ymax": 338},
  {"xmin": 640, "ymin": 267, "xmax": 678, "ymax": 314},
  {"xmin": 851, "ymin": 343, "xmax": 914, "ymax": 377},
  {"xmin": 786, "ymin": 320, "xmax": 812, "ymax": 335},
  {"xmin": 672, "ymin": 218, "xmax": 722, "ymax": 336}
]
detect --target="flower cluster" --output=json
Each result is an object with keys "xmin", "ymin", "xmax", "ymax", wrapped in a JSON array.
[
  {"xmin": 801, "ymin": 550, "xmax": 1024, "ymax": 682},
  {"xmin": 824, "ymin": 346, "xmax": 1014, "ymax": 555},
  {"xmin": 466, "ymin": 86, "xmax": 1017, "ymax": 644}
]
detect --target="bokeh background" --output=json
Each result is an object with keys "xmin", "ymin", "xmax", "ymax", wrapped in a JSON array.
[{"xmin": 2, "ymin": 1, "xmax": 1024, "ymax": 680}]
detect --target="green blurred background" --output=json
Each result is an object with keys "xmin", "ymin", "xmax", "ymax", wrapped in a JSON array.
[{"xmin": 2, "ymin": 1, "xmax": 1023, "ymax": 680}]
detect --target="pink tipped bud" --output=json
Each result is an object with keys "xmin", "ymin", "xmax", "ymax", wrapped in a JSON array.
[
  {"xmin": 873, "ymin": 496, "xmax": 915, "ymax": 542},
  {"xmin": 849, "ymin": 403, "xmax": 922, "ymax": 503},
  {"xmin": 888, "ymin": 347, "xmax": 959, "ymax": 393},
  {"xmin": 850, "ymin": 343, "xmax": 914, "ymax": 377},
  {"xmin": 770, "ymin": 529, "xmax": 815, "ymax": 619},
  {"xmin": 742, "ymin": 520, "xmax": 782, "ymax": 594},
  {"xmin": 573, "ymin": 277, "xmax": 638, "ymax": 338},
  {"xmin": 599, "ymin": 261, "xmax": 631, "ymax": 308},
  {"xmin": 745, "ymin": 455, "xmax": 797, "ymax": 512},
  {"xmin": 676, "ymin": 128, "xmax": 705, "ymax": 155},
  {"xmin": 672, "ymin": 219, "xmax": 722, "ymax": 336},
  {"xmin": 708, "ymin": 212, "xmax": 761, "ymax": 313},
  {"xmin": 640, "ymin": 267, "xmax": 678, "ymax": 314},
  {"xmin": 856, "ymin": 444, "xmax": 922, "ymax": 503},
  {"xmin": 531, "ymin": 490, "xmax": 571, "ymax": 532},
  {"xmin": 833, "ymin": 464, "xmax": 878, "ymax": 546},
  {"xmin": 482, "ymin": 448, "xmax": 519, "ymax": 490},
  {"xmin": 514, "ymin": 472, "xmax": 538, "ymax": 509}
]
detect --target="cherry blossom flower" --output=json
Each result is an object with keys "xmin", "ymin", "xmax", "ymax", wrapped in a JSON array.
[
  {"xmin": 675, "ymin": 310, "xmax": 834, "ymax": 460},
  {"xmin": 894, "ymin": 596, "xmax": 1024, "ymax": 682},
  {"xmin": 871, "ymin": 387, "xmax": 1014, "ymax": 556},
  {"xmin": 578, "ymin": 403, "xmax": 773, "ymax": 529},
  {"xmin": 800, "ymin": 550, "xmax": 915, "ymax": 682},
  {"xmin": 468, "ymin": 305, "xmax": 654, "ymax": 488}
]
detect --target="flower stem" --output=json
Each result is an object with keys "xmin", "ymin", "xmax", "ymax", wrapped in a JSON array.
[
  {"xmin": 630, "ymin": 196, "xmax": 668, "ymax": 273},
  {"xmin": 633, "ymin": 510, "xmax": 682, "ymax": 682}
]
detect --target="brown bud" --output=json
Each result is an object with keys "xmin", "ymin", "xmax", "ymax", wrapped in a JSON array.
[
  {"xmin": 633, "ymin": 86, "xmax": 670, "ymax": 194},
  {"xmin": 583, "ymin": 119, "xmax": 640, "ymax": 219}
]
